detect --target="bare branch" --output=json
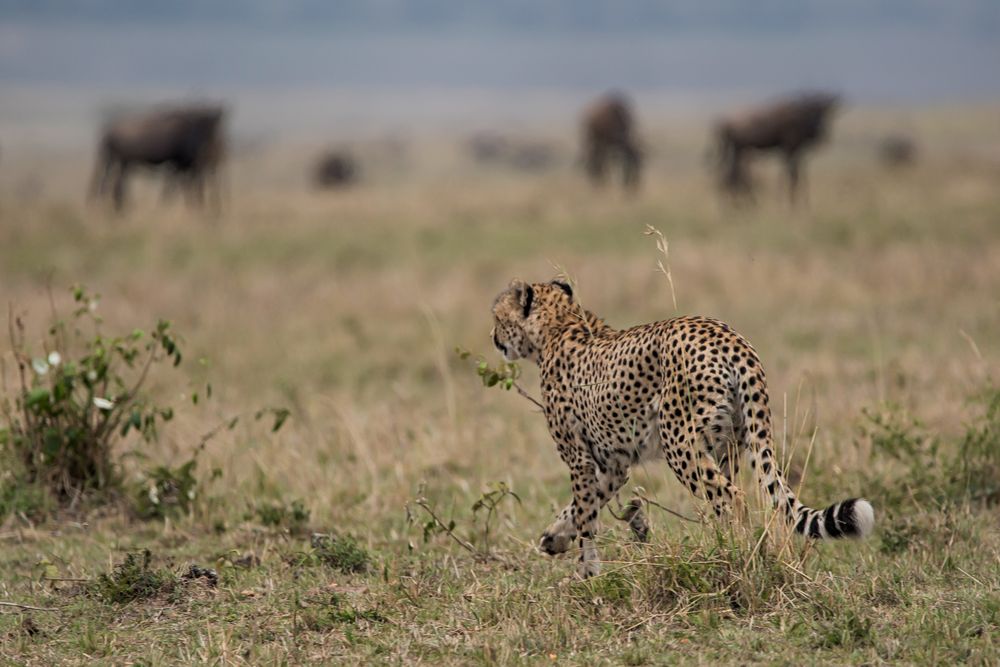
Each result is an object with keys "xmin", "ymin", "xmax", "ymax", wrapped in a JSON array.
[
  {"xmin": 0, "ymin": 601, "xmax": 60, "ymax": 612},
  {"xmin": 512, "ymin": 382, "xmax": 545, "ymax": 411},
  {"xmin": 633, "ymin": 492, "xmax": 700, "ymax": 524},
  {"xmin": 410, "ymin": 499, "xmax": 478, "ymax": 556}
]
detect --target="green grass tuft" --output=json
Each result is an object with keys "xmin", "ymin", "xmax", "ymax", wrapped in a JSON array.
[{"xmin": 89, "ymin": 550, "xmax": 176, "ymax": 604}]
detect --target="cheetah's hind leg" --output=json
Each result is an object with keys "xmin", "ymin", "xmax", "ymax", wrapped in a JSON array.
[{"xmin": 621, "ymin": 498, "xmax": 649, "ymax": 543}]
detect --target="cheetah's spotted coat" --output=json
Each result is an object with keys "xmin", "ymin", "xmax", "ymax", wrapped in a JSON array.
[{"xmin": 491, "ymin": 279, "xmax": 874, "ymax": 578}]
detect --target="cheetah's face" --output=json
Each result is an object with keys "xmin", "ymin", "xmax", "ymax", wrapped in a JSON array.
[{"xmin": 491, "ymin": 280, "xmax": 575, "ymax": 363}]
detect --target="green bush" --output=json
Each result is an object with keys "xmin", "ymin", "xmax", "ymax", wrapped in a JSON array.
[
  {"xmin": 0, "ymin": 286, "xmax": 183, "ymax": 507},
  {"xmin": 953, "ymin": 386, "xmax": 1000, "ymax": 506},
  {"xmin": 0, "ymin": 475, "xmax": 52, "ymax": 522},
  {"xmin": 864, "ymin": 384, "xmax": 1000, "ymax": 512},
  {"xmin": 292, "ymin": 532, "xmax": 371, "ymax": 573},
  {"xmin": 133, "ymin": 454, "xmax": 220, "ymax": 520},
  {"xmin": 300, "ymin": 593, "xmax": 386, "ymax": 631},
  {"xmin": 249, "ymin": 498, "xmax": 311, "ymax": 530}
]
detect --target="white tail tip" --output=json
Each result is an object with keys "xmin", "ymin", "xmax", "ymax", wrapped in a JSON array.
[{"xmin": 853, "ymin": 499, "xmax": 875, "ymax": 538}]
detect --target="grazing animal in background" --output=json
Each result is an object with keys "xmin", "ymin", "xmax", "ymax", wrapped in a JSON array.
[
  {"xmin": 581, "ymin": 93, "xmax": 642, "ymax": 191},
  {"xmin": 879, "ymin": 133, "xmax": 918, "ymax": 168},
  {"xmin": 466, "ymin": 133, "xmax": 559, "ymax": 173},
  {"xmin": 713, "ymin": 92, "xmax": 839, "ymax": 204},
  {"xmin": 467, "ymin": 132, "xmax": 510, "ymax": 164},
  {"xmin": 89, "ymin": 105, "xmax": 226, "ymax": 212},
  {"xmin": 313, "ymin": 151, "xmax": 359, "ymax": 189},
  {"xmin": 490, "ymin": 279, "xmax": 875, "ymax": 579}
]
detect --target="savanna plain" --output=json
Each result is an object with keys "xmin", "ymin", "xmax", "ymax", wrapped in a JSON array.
[{"xmin": 1, "ymin": 100, "xmax": 999, "ymax": 665}]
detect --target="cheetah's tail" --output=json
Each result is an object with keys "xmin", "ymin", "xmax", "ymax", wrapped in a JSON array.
[{"xmin": 750, "ymin": 447, "xmax": 875, "ymax": 540}]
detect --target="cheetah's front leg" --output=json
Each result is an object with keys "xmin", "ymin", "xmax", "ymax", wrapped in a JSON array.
[
  {"xmin": 571, "ymin": 466, "xmax": 604, "ymax": 579},
  {"xmin": 539, "ymin": 502, "xmax": 577, "ymax": 555},
  {"xmin": 540, "ymin": 465, "xmax": 633, "ymax": 558}
]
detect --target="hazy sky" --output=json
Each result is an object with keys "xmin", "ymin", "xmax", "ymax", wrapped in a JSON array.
[{"xmin": 1, "ymin": 2, "xmax": 998, "ymax": 102}]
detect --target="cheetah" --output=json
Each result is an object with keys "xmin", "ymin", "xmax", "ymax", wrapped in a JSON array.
[{"xmin": 490, "ymin": 279, "xmax": 874, "ymax": 579}]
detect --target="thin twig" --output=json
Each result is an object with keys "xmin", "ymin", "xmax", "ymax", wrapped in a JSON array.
[
  {"xmin": 958, "ymin": 329, "xmax": 984, "ymax": 362},
  {"xmin": 0, "ymin": 601, "xmax": 60, "ymax": 612},
  {"xmin": 512, "ymin": 382, "xmax": 545, "ymax": 411},
  {"xmin": 94, "ymin": 346, "xmax": 158, "ymax": 442},
  {"xmin": 195, "ymin": 413, "xmax": 241, "ymax": 450},
  {"xmin": 955, "ymin": 565, "xmax": 988, "ymax": 589},
  {"xmin": 410, "ymin": 499, "xmax": 478, "ymax": 555},
  {"xmin": 633, "ymin": 492, "xmax": 701, "ymax": 524}
]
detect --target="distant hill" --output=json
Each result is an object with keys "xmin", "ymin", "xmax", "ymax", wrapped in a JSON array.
[
  {"xmin": 3, "ymin": 1, "xmax": 998, "ymax": 35},
  {"xmin": 1, "ymin": 2, "xmax": 997, "ymax": 101}
]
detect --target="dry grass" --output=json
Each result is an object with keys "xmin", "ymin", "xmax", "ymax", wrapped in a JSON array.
[{"xmin": 0, "ymin": 100, "xmax": 998, "ymax": 665}]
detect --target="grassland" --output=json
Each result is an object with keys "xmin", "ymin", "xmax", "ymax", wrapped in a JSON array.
[{"xmin": 0, "ymin": 102, "xmax": 999, "ymax": 665}]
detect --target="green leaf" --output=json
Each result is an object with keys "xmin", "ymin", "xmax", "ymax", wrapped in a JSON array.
[
  {"xmin": 26, "ymin": 387, "xmax": 51, "ymax": 410},
  {"xmin": 271, "ymin": 408, "xmax": 291, "ymax": 433},
  {"xmin": 121, "ymin": 410, "xmax": 142, "ymax": 437},
  {"xmin": 43, "ymin": 429, "xmax": 62, "ymax": 457}
]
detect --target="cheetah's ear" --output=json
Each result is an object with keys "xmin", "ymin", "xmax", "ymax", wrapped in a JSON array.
[
  {"xmin": 520, "ymin": 284, "xmax": 535, "ymax": 318},
  {"xmin": 507, "ymin": 280, "xmax": 535, "ymax": 318},
  {"xmin": 551, "ymin": 280, "xmax": 573, "ymax": 300}
]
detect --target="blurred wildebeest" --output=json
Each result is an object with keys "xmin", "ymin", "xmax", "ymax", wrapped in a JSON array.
[
  {"xmin": 713, "ymin": 91, "xmax": 840, "ymax": 203},
  {"xmin": 879, "ymin": 133, "xmax": 918, "ymax": 168},
  {"xmin": 467, "ymin": 133, "xmax": 559, "ymax": 173},
  {"xmin": 313, "ymin": 150, "xmax": 359, "ymax": 189},
  {"xmin": 509, "ymin": 143, "xmax": 558, "ymax": 172},
  {"xmin": 467, "ymin": 132, "xmax": 509, "ymax": 164},
  {"xmin": 581, "ymin": 93, "xmax": 641, "ymax": 190},
  {"xmin": 89, "ymin": 104, "xmax": 226, "ymax": 211}
]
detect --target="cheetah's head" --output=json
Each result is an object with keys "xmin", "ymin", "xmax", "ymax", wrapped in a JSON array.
[{"xmin": 491, "ymin": 279, "xmax": 575, "ymax": 364}]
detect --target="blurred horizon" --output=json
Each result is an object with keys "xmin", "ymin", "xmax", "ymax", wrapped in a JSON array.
[{"xmin": 2, "ymin": 1, "xmax": 998, "ymax": 103}]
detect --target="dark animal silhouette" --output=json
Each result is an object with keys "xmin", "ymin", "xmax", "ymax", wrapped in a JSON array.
[
  {"xmin": 508, "ymin": 143, "xmax": 557, "ymax": 172},
  {"xmin": 467, "ymin": 132, "xmax": 558, "ymax": 173},
  {"xmin": 467, "ymin": 132, "xmax": 509, "ymax": 164},
  {"xmin": 879, "ymin": 134, "xmax": 918, "ymax": 168},
  {"xmin": 581, "ymin": 93, "xmax": 641, "ymax": 190},
  {"xmin": 713, "ymin": 92, "xmax": 839, "ymax": 203},
  {"xmin": 313, "ymin": 151, "xmax": 358, "ymax": 188},
  {"xmin": 90, "ymin": 105, "xmax": 226, "ymax": 211}
]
